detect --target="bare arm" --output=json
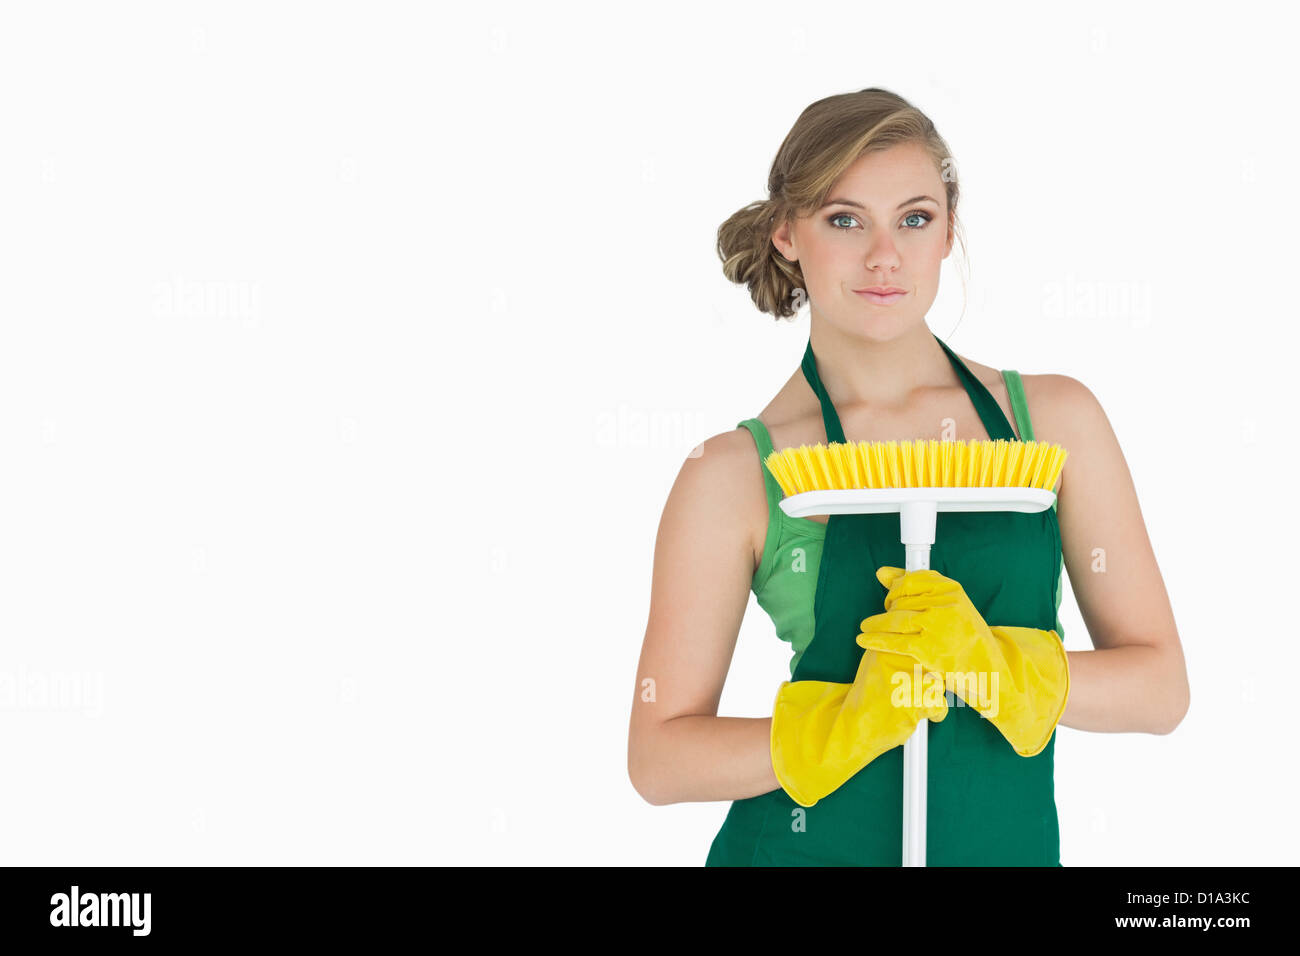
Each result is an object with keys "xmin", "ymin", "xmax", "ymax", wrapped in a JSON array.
[
  {"xmin": 1031, "ymin": 374, "xmax": 1190, "ymax": 735},
  {"xmin": 627, "ymin": 430, "xmax": 781, "ymax": 806}
]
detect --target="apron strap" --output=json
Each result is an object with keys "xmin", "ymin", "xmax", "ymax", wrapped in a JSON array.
[
  {"xmin": 801, "ymin": 343, "xmax": 848, "ymax": 444},
  {"xmin": 800, "ymin": 332, "xmax": 1016, "ymax": 443}
]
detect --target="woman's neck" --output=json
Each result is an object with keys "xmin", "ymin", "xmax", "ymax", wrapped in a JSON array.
[{"xmin": 807, "ymin": 316, "xmax": 961, "ymax": 412}]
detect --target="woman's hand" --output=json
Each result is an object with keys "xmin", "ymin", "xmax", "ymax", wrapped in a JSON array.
[
  {"xmin": 771, "ymin": 644, "xmax": 950, "ymax": 808},
  {"xmin": 856, "ymin": 567, "xmax": 1070, "ymax": 757}
]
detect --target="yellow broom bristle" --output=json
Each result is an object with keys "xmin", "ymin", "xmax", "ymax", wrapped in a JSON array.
[{"xmin": 763, "ymin": 439, "xmax": 1068, "ymax": 498}]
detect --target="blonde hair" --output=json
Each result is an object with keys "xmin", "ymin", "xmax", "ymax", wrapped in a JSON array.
[{"xmin": 717, "ymin": 87, "xmax": 968, "ymax": 320}]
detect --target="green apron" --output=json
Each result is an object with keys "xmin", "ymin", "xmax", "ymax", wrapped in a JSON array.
[{"xmin": 706, "ymin": 332, "xmax": 1065, "ymax": 866}]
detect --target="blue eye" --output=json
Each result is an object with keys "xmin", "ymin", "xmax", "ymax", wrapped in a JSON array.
[{"xmin": 827, "ymin": 211, "xmax": 933, "ymax": 231}]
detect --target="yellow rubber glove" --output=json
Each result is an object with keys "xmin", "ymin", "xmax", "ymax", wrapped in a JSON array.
[
  {"xmin": 855, "ymin": 567, "xmax": 1070, "ymax": 758},
  {"xmin": 771, "ymin": 646, "xmax": 950, "ymax": 808}
]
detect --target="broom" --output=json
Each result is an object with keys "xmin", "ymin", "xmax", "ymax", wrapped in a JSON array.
[{"xmin": 763, "ymin": 437, "xmax": 1068, "ymax": 867}]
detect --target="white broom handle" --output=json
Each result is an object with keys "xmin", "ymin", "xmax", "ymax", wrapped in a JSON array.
[{"xmin": 902, "ymin": 539, "xmax": 931, "ymax": 867}]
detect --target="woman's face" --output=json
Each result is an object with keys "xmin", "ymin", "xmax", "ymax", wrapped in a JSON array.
[{"xmin": 772, "ymin": 142, "xmax": 953, "ymax": 341}]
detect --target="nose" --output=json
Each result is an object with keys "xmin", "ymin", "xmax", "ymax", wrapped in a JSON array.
[{"xmin": 864, "ymin": 233, "xmax": 902, "ymax": 273}]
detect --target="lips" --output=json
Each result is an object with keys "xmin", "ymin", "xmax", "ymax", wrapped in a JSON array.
[
  {"xmin": 853, "ymin": 288, "xmax": 907, "ymax": 305},
  {"xmin": 853, "ymin": 287, "xmax": 906, "ymax": 294}
]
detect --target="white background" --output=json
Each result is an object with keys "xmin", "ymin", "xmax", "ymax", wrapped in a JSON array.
[{"xmin": 1, "ymin": 1, "xmax": 1295, "ymax": 866}]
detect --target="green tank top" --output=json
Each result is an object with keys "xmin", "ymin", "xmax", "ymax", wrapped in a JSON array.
[
  {"xmin": 737, "ymin": 369, "xmax": 1063, "ymax": 680},
  {"xmin": 711, "ymin": 356, "xmax": 1068, "ymax": 867}
]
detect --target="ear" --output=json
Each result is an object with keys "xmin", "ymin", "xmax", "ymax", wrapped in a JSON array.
[{"xmin": 770, "ymin": 217, "xmax": 797, "ymax": 263}]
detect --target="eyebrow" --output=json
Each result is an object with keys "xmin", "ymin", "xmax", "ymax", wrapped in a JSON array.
[{"xmin": 821, "ymin": 194, "xmax": 940, "ymax": 211}]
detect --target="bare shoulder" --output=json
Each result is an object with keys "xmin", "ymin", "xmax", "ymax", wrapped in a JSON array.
[
  {"xmin": 949, "ymin": 353, "xmax": 1012, "ymax": 394},
  {"xmin": 1017, "ymin": 372, "xmax": 1109, "ymax": 444},
  {"xmin": 662, "ymin": 425, "xmax": 767, "ymax": 572},
  {"xmin": 1015, "ymin": 372, "xmax": 1121, "ymax": 504},
  {"xmin": 673, "ymin": 426, "xmax": 764, "ymax": 506}
]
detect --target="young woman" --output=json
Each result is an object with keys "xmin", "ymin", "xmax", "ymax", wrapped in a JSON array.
[{"xmin": 627, "ymin": 88, "xmax": 1189, "ymax": 866}]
